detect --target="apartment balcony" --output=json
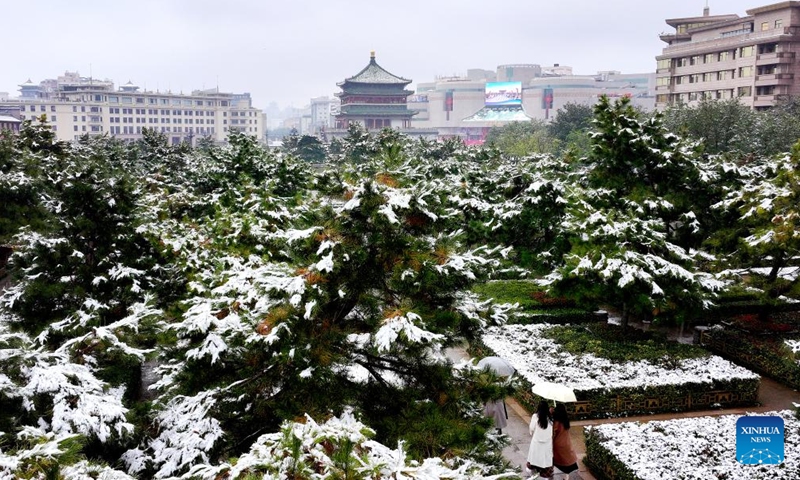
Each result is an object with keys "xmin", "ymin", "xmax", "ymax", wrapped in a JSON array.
[
  {"xmin": 755, "ymin": 73, "xmax": 795, "ymax": 86},
  {"xmin": 756, "ymin": 51, "xmax": 795, "ymax": 65},
  {"xmin": 753, "ymin": 95, "xmax": 778, "ymax": 108}
]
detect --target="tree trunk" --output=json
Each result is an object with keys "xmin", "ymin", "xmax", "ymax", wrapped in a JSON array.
[
  {"xmin": 759, "ymin": 251, "xmax": 785, "ymax": 322},
  {"xmin": 621, "ymin": 301, "xmax": 629, "ymax": 329}
]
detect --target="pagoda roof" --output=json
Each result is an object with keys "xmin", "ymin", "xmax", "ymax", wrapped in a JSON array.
[{"xmin": 338, "ymin": 52, "xmax": 411, "ymax": 86}]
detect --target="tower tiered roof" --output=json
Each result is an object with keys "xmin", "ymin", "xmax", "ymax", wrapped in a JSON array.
[{"xmin": 338, "ymin": 51, "xmax": 411, "ymax": 86}]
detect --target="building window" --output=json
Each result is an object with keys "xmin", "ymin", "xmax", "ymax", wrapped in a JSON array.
[
  {"xmin": 739, "ymin": 45, "xmax": 755, "ymax": 57},
  {"xmin": 759, "ymin": 43, "xmax": 777, "ymax": 54},
  {"xmin": 761, "ymin": 22, "xmax": 769, "ymax": 31},
  {"xmin": 739, "ymin": 66, "xmax": 753, "ymax": 77},
  {"xmin": 758, "ymin": 65, "xmax": 776, "ymax": 75},
  {"xmin": 656, "ymin": 58, "xmax": 670, "ymax": 69},
  {"xmin": 718, "ymin": 51, "xmax": 730, "ymax": 62},
  {"xmin": 704, "ymin": 53, "xmax": 714, "ymax": 63},
  {"xmin": 656, "ymin": 94, "xmax": 669, "ymax": 104},
  {"xmin": 776, "ymin": 19, "xmax": 783, "ymax": 29},
  {"xmin": 738, "ymin": 86, "xmax": 752, "ymax": 97},
  {"xmin": 50, "ymin": 106, "xmax": 56, "ymax": 112},
  {"xmin": 52, "ymin": 116, "xmax": 57, "ymax": 121},
  {"xmin": 756, "ymin": 85, "xmax": 775, "ymax": 96}
]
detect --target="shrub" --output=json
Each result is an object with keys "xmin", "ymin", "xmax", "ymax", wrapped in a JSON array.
[{"xmin": 702, "ymin": 328, "xmax": 800, "ymax": 390}]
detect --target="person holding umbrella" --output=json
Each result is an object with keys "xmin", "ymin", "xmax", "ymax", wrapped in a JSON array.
[
  {"xmin": 477, "ymin": 356, "xmax": 515, "ymax": 433},
  {"xmin": 526, "ymin": 400, "xmax": 554, "ymax": 479}
]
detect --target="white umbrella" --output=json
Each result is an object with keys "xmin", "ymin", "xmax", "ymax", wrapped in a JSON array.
[
  {"xmin": 477, "ymin": 356, "xmax": 516, "ymax": 377},
  {"xmin": 531, "ymin": 382, "xmax": 577, "ymax": 403}
]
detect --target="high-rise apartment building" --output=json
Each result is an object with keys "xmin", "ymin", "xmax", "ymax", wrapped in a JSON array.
[
  {"xmin": 656, "ymin": 2, "xmax": 800, "ymax": 110},
  {"xmin": 1, "ymin": 71, "xmax": 265, "ymax": 144}
]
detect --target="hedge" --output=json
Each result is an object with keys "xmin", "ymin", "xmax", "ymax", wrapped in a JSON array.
[
  {"xmin": 508, "ymin": 309, "xmax": 602, "ymax": 325},
  {"xmin": 701, "ymin": 328, "xmax": 800, "ymax": 390},
  {"xmin": 511, "ymin": 371, "xmax": 759, "ymax": 421},
  {"xmin": 584, "ymin": 427, "xmax": 641, "ymax": 480},
  {"xmin": 469, "ymin": 334, "xmax": 760, "ymax": 420}
]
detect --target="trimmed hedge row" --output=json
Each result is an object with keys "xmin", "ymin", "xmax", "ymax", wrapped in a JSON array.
[
  {"xmin": 584, "ymin": 428, "xmax": 641, "ymax": 480},
  {"xmin": 469, "ymin": 336, "xmax": 760, "ymax": 421},
  {"xmin": 701, "ymin": 328, "xmax": 800, "ymax": 390},
  {"xmin": 508, "ymin": 309, "xmax": 603, "ymax": 325},
  {"xmin": 472, "ymin": 280, "xmax": 602, "ymax": 324},
  {"xmin": 706, "ymin": 301, "xmax": 800, "ymax": 318},
  {"xmin": 512, "ymin": 370, "xmax": 759, "ymax": 421}
]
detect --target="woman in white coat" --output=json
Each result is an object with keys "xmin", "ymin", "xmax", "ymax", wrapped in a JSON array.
[{"xmin": 526, "ymin": 400, "xmax": 554, "ymax": 478}]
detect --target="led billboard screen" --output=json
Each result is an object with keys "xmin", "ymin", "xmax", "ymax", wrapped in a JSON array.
[{"xmin": 485, "ymin": 81, "xmax": 522, "ymax": 106}]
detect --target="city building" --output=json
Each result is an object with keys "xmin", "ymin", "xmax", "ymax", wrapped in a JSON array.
[
  {"xmin": 335, "ymin": 52, "xmax": 418, "ymax": 130},
  {"xmin": 0, "ymin": 115, "xmax": 21, "ymax": 134},
  {"xmin": 0, "ymin": 71, "xmax": 265, "ymax": 144},
  {"xmin": 309, "ymin": 96, "xmax": 340, "ymax": 135},
  {"xmin": 524, "ymin": 71, "xmax": 655, "ymax": 120},
  {"xmin": 656, "ymin": 2, "xmax": 800, "ymax": 110},
  {"xmin": 410, "ymin": 65, "xmax": 655, "ymax": 143}
]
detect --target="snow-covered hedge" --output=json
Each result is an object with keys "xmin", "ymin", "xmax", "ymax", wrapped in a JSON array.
[
  {"xmin": 585, "ymin": 410, "xmax": 800, "ymax": 480},
  {"xmin": 481, "ymin": 324, "xmax": 759, "ymax": 418},
  {"xmin": 702, "ymin": 328, "xmax": 800, "ymax": 390}
]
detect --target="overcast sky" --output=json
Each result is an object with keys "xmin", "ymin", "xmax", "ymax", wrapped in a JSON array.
[{"xmin": 2, "ymin": 0, "xmax": 762, "ymax": 109}]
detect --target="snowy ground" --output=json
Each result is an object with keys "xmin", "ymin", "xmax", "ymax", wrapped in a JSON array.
[{"xmin": 588, "ymin": 410, "xmax": 799, "ymax": 479}]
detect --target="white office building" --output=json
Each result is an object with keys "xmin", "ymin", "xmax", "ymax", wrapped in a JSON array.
[{"xmin": 2, "ymin": 71, "xmax": 265, "ymax": 145}]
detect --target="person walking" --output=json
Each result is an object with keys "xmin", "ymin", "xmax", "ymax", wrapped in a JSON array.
[
  {"xmin": 551, "ymin": 403, "xmax": 580, "ymax": 478},
  {"xmin": 483, "ymin": 398, "xmax": 508, "ymax": 433},
  {"xmin": 526, "ymin": 400, "xmax": 554, "ymax": 478}
]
